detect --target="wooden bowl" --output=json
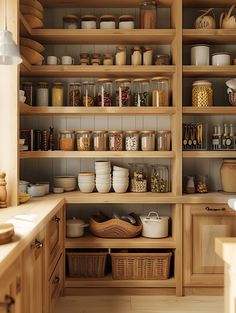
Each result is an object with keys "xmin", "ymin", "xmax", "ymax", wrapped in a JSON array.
[
  {"xmin": 21, "ymin": 0, "xmax": 44, "ymax": 12},
  {"xmin": 20, "ymin": 37, "xmax": 45, "ymax": 53},
  {"xmin": 0, "ymin": 223, "xmax": 14, "ymax": 245},
  {"xmin": 20, "ymin": 46, "xmax": 44, "ymax": 65},
  {"xmin": 23, "ymin": 15, "xmax": 44, "ymax": 29},
  {"xmin": 20, "ymin": 5, "xmax": 44, "ymax": 20}
]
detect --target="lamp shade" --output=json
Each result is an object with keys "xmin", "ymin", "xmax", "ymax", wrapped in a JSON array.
[{"xmin": 0, "ymin": 30, "xmax": 22, "ymax": 65}]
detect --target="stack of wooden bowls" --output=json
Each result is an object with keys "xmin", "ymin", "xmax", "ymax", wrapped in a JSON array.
[
  {"xmin": 20, "ymin": 37, "xmax": 45, "ymax": 64},
  {"xmin": 21, "ymin": 0, "xmax": 44, "ymax": 29}
]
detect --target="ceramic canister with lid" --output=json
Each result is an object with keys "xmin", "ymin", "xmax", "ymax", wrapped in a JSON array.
[
  {"xmin": 100, "ymin": 15, "xmax": 116, "ymax": 29},
  {"xmin": 212, "ymin": 52, "xmax": 231, "ymax": 66},
  {"xmin": 66, "ymin": 217, "xmax": 88, "ymax": 237},
  {"xmin": 220, "ymin": 159, "xmax": 236, "ymax": 192},
  {"xmin": 81, "ymin": 15, "xmax": 97, "ymax": 29},
  {"xmin": 140, "ymin": 211, "xmax": 169, "ymax": 238},
  {"xmin": 191, "ymin": 45, "xmax": 210, "ymax": 65},
  {"xmin": 119, "ymin": 15, "xmax": 135, "ymax": 29}
]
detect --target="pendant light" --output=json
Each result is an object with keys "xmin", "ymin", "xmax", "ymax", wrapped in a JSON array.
[{"xmin": 0, "ymin": 0, "xmax": 22, "ymax": 65}]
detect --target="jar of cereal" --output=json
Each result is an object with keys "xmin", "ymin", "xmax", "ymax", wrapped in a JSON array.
[
  {"xmin": 93, "ymin": 131, "xmax": 108, "ymax": 151},
  {"xmin": 76, "ymin": 130, "xmax": 92, "ymax": 151},
  {"xmin": 59, "ymin": 131, "xmax": 75, "ymax": 151}
]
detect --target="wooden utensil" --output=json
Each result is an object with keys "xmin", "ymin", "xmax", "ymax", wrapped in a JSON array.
[
  {"xmin": 20, "ymin": 5, "xmax": 44, "ymax": 20},
  {"xmin": 21, "ymin": 0, "xmax": 44, "ymax": 12},
  {"xmin": 20, "ymin": 37, "xmax": 45, "ymax": 53},
  {"xmin": 20, "ymin": 46, "xmax": 44, "ymax": 64},
  {"xmin": 23, "ymin": 15, "xmax": 44, "ymax": 29}
]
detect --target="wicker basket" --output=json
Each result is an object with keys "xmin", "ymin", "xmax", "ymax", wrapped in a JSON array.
[
  {"xmin": 67, "ymin": 251, "xmax": 107, "ymax": 278},
  {"xmin": 111, "ymin": 252, "xmax": 172, "ymax": 280}
]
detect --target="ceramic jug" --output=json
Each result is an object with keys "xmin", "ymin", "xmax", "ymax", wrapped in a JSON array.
[
  {"xmin": 220, "ymin": 5, "xmax": 236, "ymax": 29},
  {"xmin": 195, "ymin": 8, "xmax": 216, "ymax": 29}
]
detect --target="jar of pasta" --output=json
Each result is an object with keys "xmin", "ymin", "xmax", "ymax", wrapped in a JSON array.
[
  {"xmin": 151, "ymin": 77, "xmax": 169, "ymax": 107},
  {"xmin": 125, "ymin": 131, "xmax": 140, "ymax": 151},
  {"xmin": 93, "ymin": 131, "xmax": 108, "ymax": 151},
  {"xmin": 52, "ymin": 82, "xmax": 64, "ymax": 107},
  {"xmin": 82, "ymin": 82, "xmax": 96, "ymax": 106},
  {"xmin": 140, "ymin": 130, "xmax": 155, "ymax": 151},
  {"xmin": 133, "ymin": 78, "xmax": 150, "ymax": 106},
  {"xmin": 68, "ymin": 82, "xmax": 81, "ymax": 106},
  {"xmin": 192, "ymin": 80, "xmax": 213, "ymax": 107},
  {"xmin": 115, "ymin": 79, "xmax": 131, "ymax": 106},
  {"xmin": 156, "ymin": 130, "xmax": 171, "ymax": 151},
  {"xmin": 76, "ymin": 130, "xmax": 92, "ymax": 151},
  {"xmin": 97, "ymin": 79, "xmax": 113, "ymax": 107},
  {"xmin": 59, "ymin": 131, "xmax": 75, "ymax": 151},
  {"xmin": 130, "ymin": 163, "xmax": 148, "ymax": 193},
  {"xmin": 108, "ymin": 131, "xmax": 123, "ymax": 151}
]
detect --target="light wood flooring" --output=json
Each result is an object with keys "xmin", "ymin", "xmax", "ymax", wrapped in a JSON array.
[{"xmin": 55, "ymin": 296, "xmax": 224, "ymax": 313}]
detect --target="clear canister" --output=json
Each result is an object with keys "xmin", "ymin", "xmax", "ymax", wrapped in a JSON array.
[
  {"xmin": 133, "ymin": 78, "xmax": 150, "ymax": 106},
  {"xmin": 103, "ymin": 53, "xmax": 113, "ymax": 65},
  {"xmin": 97, "ymin": 78, "xmax": 113, "ymax": 107},
  {"xmin": 192, "ymin": 80, "xmax": 213, "ymax": 107},
  {"xmin": 76, "ymin": 130, "xmax": 92, "ymax": 151},
  {"xmin": 140, "ymin": 130, "xmax": 155, "ymax": 151},
  {"xmin": 143, "ymin": 46, "xmax": 153, "ymax": 65},
  {"xmin": 151, "ymin": 165, "xmax": 169, "ymax": 193},
  {"xmin": 130, "ymin": 163, "xmax": 148, "ymax": 192},
  {"xmin": 156, "ymin": 130, "xmax": 171, "ymax": 151},
  {"xmin": 59, "ymin": 130, "xmax": 75, "ymax": 151},
  {"xmin": 140, "ymin": 1, "xmax": 157, "ymax": 29},
  {"xmin": 80, "ymin": 53, "xmax": 89, "ymax": 65},
  {"xmin": 36, "ymin": 82, "xmax": 49, "ymax": 106},
  {"xmin": 108, "ymin": 131, "xmax": 123, "ymax": 151},
  {"xmin": 151, "ymin": 77, "xmax": 169, "ymax": 107},
  {"xmin": 68, "ymin": 82, "xmax": 81, "ymax": 106},
  {"xmin": 125, "ymin": 131, "xmax": 140, "ymax": 151},
  {"xmin": 82, "ymin": 82, "xmax": 96, "ymax": 106},
  {"xmin": 115, "ymin": 46, "xmax": 127, "ymax": 65},
  {"xmin": 22, "ymin": 81, "xmax": 33, "ymax": 106},
  {"xmin": 52, "ymin": 82, "xmax": 64, "ymax": 107},
  {"xmin": 131, "ymin": 46, "xmax": 142, "ymax": 65},
  {"xmin": 115, "ymin": 79, "xmax": 131, "ymax": 107},
  {"xmin": 196, "ymin": 175, "xmax": 208, "ymax": 193},
  {"xmin": 91, "ymin": 53, "xmax": 101, "ymax": 65},
  {"xmin": 93, "ymin": 131, "xmax": 107, "ymax": 151},
  {"xmin": 155, "ymin": 54, "xmax": 170, "ymax": 65}
]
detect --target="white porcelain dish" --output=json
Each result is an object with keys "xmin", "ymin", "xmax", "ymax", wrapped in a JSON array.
[{"xmin": 28, "ymin": 184, "xmax": 46, "ymax": 197}]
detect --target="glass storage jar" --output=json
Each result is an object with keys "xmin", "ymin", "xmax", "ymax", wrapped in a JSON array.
[
  {"xmin": 140, "ymin": 1, "xmax": 157, "ymax": 29},
  {"xmin": 115, "ymin": 46, "xmax": 127, "ymax": 65},
  {"xmin": 131, "ymin": 46, "xmax": 142, "ymax": 65},
  {"xmin": 196, "ymin": 175, "xmax": 208, "ymax": 193},
  {"xmin": 91, "ymin": 53, "xmax": 101, "ymax": 65},
  {"xmin": 143, "ymin": 46, "xmax": 153, "ymax": 65},
  {"xmin": 52, "ymin": 82, "xmax": 64, "ymax": 107},
  {"xmin": 103, "ymin": 53, "xmax": 113, "ymax": 65},
  {"xmin": 36, "ymin": 82, "xmax": 49, "ymax": 106},
  {"xmin": 151, "ymin": 165, "xmax": 169, "ymax": 193},
  {"xmin": 151, "ymin": 77, "xmax": 169, "ymax": 107},
  {"xmin": 155, "ymin": 54, "xmax": 170, "ymax": 65},
  {"xmin": 76, "ymin": 130, "xmax": 92, "ymax": 151},
  {"xmin": 59, "ymin": 131, "xmax": 75, "ymax": 151},
  {"xmin": 93, "ymin": 131, "xmax": 108, "ymax": 151},
  {"xmin": 80, "ymin": 53, "xmax": 89, "ymax": 65},
  {"xmin": 97, "ymin": 78, "xmax": 113, "ymax": 107},
  {"xmin": 68, "ymin": 82, "xmax": 81, "ymax": 106},
  {"xmin": 156, "ymin": 130, "xmax": 171, "ymax": 151},
  {"xmin": 119, "ymin": 15, "xmax": 135, "ymax": 29},
  {"xmin": 81, "ymin": 15, "xmax": 97, "ymax": 29},
  {"xmin": 140, "ymin": 130, "xmax": 155, "ymax": 151},
  {"xmin": 63, "ymin": 15, "xmax": 78, "ymax": 29},
  {"xmin": 185, "ymin": 176, "xmax": 196, "ymax": 194},
  {"xmin": 192, "ymin": 80, "xmax": 213, "ymax": 107},
  {"xmin": 82, "ymin": 82, "xmax": 96, "ymax": 106},
  {"xmin": 108, "ymin": 131, "xmax": 123, "ymax": 151},
  {"xmin": 22, "ymin": 81, "xmax": 33, "ymax": 106},
  {"xmin": 125, "ymin": 131, "xmax": 140, "ymax": 151},
  {"xmin": 115, "ymin": 79, "xmax": 131, "ymax": 107},
  {"xmin": 133, "ymin": 78, "xmax": 150, "ymax": 106},
  {"xmin": 100, "ymin": 15, "xmax": 116, "ymax": 29},
  {"xmin": 130, "ymin": 163, "xmax": 148, "ymax": 193}
]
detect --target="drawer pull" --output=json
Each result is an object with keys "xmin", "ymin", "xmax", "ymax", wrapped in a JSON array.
[
  {"xmin": 31, "ymin": 239, "xmax": 43, "ymax": 249},
  {"xmin": 0, "ymin": 295, "xmax": 15, "ymax": 312},
  {"xmin": 52, "ymin": 276, "xmax": 60, "ymax": 284},
  {"xmin": 205, "ymin": 206, "xmax": 226, "ymax": 212},
  {"xmin": 52, "ymin": 216, "xmax": 61, "ymax": 223}
]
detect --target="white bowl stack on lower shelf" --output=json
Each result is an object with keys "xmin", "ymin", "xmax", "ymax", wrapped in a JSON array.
[
  {"xmin": 78, "ymin": 172, "xmax": 95, "ymax": 193},
  {"xmin": 95, "ymin": 161, "xmax": 111, "ymax": 193},
  {"xmin": 112, "ymin": 166, "xmax": 129, "ymax": 193}
]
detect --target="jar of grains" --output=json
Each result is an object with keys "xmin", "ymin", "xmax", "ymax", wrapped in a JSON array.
[
  {"xmin": 63, "ymin": 15, "xmax": 78, "ymax": 29},
  {"xmin": 192, "ymin": 80, "xmax": 213, "ymax": 107},
  {"xmin": 133, "ymin": 78, "xmax": 150, "ymax": 106},
  {"xmin": 130, "ymin": 163, "xmax": 148, "ymax": 193},
  {"xmin": 140, "ymin": 1, "xmax": 157, "ymax": 29},
  {"xmin": 81, "ymin": 15, "xmax": 97, "ymax": 29},
  {"xmin": 59, "ymin": 131, "xmax": 75, "ymax": 151},
  {"xmin": 100, "ymin": 15, "xmax": 116, "ymax": 29},
  {"xmin": 140, "ymin": 130, "xmax": 155, "ymax": 151},
  {"xmin": 22, "ymin": 81, "xmax": 34, "ymax": 106},
  {"xmin": 151, "ymin": 77, "xmax": 169, "ymax": 107},
  {"xmin": 68, "ymin": 82, "xmax": 81, "ymax": 106},
  {"xmin": 143, "ymin": 46, "xmax": 153, "ymax": 65},
  {"xmin": 103, "ymin": 53, "xmax": 113, "ymax": 65},
  {"xmin": 115, "ymin": 46, "xmax": 127, "ymax": 65},
  {"xmin": 82, "ymin": 82, "xmax": 96, "ymax": 106},
  {"xmin": 91, "ymin": 53, "xmax": 101, "ymax": 65},
  {"xmin": 151, "ymin": 165, "xmax": 169, "ymax": 193},
  {"xmin": 52, "ymin": 82, "xmax": 64, "ymax": 107},
  {"xmin": 119, "ymin": 15, "xmax": 135, "ymax": 29},
  {"xmin": 125, "ymin": 131, "xmax": 140, "ymax": 151},
  {"xmin": 97, "ymin": 79, "xmax": 113, "ymax": 107},
  {"xmin": 108, "ymin": 131, "xmax": 123, "ymax": 151},
  {"xmin": 131, "ymin": 46, "xmax": 142, "ymax": 65},
  {"xmin": 155, "ymin": 54, "xmax": 170, "ymax": 65},
  {"xmin": 76, "ymin": 130, "xmax": 92, "ymax": 151},
  {"xmin": 36, "ymin": 82, "xmax": 49, "ymax": 106},
  {"xmin": 93, "ymin": 131, "xmax": 107, "ymax": 151},
  {"xmin": 156, "ymin": 130, "xmax": 171, "ymax": 151},
  {"xmin": 115, "ymin": 79, "xmax": 131, "ymax": 106}
]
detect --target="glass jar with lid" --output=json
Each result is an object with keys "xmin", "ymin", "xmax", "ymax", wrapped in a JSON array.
[
  {"xmin": 143, "ymin": 46, "xmax": 153, "ymax": 65},
  {"xmin": 140, "ymin": 130, "xmax": 155, "ymax": 151},
  {"xmin": 93, "ymin": 131, "xmax": 108, "ymax": 151},
  {"xmin": 52, "ymin": 82, "xmax": 64, "ymax": 107},
  {"xmin": 133, "ymin": 78, "xmax": 150, "ymax": 106},
  {"xmin": 22, "ymin": 81, "xmax": 34, "ymax": 106},
  {"xmin": 140, "ymin": 1, "xmax": 157, "ymax": 29},
  {"xmin": 125, "ymin": 131, "xmax": 140, "ymax": 151},
  {"xmin": 76, "ymin": 130, "xmax": 92, "ymax": 151},
  {"xmin": 63, "ymin": 15, "xmax": 78, "ymax": 29},
  {"xmin": 68, "ymin": 82, "xmax": 81, "ymax": 106},
  {"xmin": 91, "ymin": 53, "xmax": 101, "ymax": 65},
  {"xmin": 192, "ymin": 80, "xmax": 213, "ymax": 107},
  {"xmin": 100, "ymin": 15, "xmax": 116, "ymax": 29},
  {"xmin": 103, "ymin": 53, "xmax": 113, "ymax": 65},
  {"xmin": 115, "ymin": 79, "xmax": 131, "ymax": 107},
  {"xmin": 119, "ymin": 15, "xmax": 135, "ymax": 29},
  {"xmin": 155, "ymin": 54, "xmax": 170, "ymax": 65},
  {"xmin": 156, "ymin": 130, "xmax": 171, "ymax": 151},
  {"xmin": 131, "ymin": 46, "xmax": 142, "ymax": 65},
  {"xmin": 82, "ymin": 82, "xmax": 96, "ymax": 106},
  {"xmin": 151, "ymin": 77, "xmax": 170, "ymax": 107},
  {"xmin": 108, "ymin": 131, "xmax": 123, "ymax": 151},
  {"xmin": 36, "ymin": 82, "xmax": 49, "ymax": 106},
  {"xmin": 151, "ymin": 165, "xmax": 169, "ymax": 193},
  {"xmin": 80, "ymin": 53, "xmax": 90, "ymax": 65},
  {"xmin": 81, "ymin": 15, "xmax": 97, "ymax": 29},
  {"xmin": 129, "ymin": 163, "xmax": 148, "ymax": 192},
  {"xmin": 97, "ymin": 79, "xmax": 113, "ymax": 107},
  {"xmin": 59, "ymin": 131, "xmax": 75, "ymax": 151},
  {"xmin": 115, "ymin": 46, "xmax": 127, "ymax": 65},
  {"xmin": 196, "ymin": 175, "xmax": 208, "ymax": 193}
]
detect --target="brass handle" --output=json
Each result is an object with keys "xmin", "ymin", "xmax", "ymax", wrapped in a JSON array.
[
  {"xmin": 205, "ymin": 206, "xmax": 226, "ymax": 212},
  {"xmin": 52, "ymin": 276, "xmax": 60, "ymax": 284},
  {"xmin": 0, "ymin": 295, "xmax": 15, "ymax": 312},
  {"xmin": 52, "ymin": 216, "xmax": 61, "ymax": 223},
  {"xmin": 31, "ymin": 239, "xmax": 43, "ymax": 249}
]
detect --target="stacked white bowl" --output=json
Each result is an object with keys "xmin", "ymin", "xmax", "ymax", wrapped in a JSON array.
[
  {"xmin": 19, "ymin": 90, "xmax": 26, "ymax": 103},
  {"xmin": 95, "ymin": 161, "xmax": 111, "ymax": 193},
  {"xmin": 78, "ymin": 172, "xmax": 95, "ymax": 193},
  {"xmin": 112, "ymin": 166, "xmax": 129, "ymax": 193},
  {"xmin": 54, "ymin": 176, "xmax": 77, "ymax": 191}
]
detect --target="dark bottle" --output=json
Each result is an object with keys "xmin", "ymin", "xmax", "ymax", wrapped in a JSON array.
[{"xmin": 48, "ymin": 127, "xmax": 55, "ymax": 151}]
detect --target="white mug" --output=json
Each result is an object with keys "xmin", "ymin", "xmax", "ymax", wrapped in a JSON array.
[
  {"xmin": 47, "ymin": 56, "xmax": 60, "ymax": 65},
  {"xmin": 191, "ymin": 45, "xmax": 210, "ymax": 66},
  {"xmin": 61, "ymin": 55, "xmax": 75, "ymax": 65}
]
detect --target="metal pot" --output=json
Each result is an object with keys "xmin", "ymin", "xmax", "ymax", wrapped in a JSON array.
[
  {"xmin": 139, "ymin": 211, "xmax": 169, "ymax": 238},
  {"xmin": 66, "ymin": 217, "xmax": 88, "ymax": 238}
]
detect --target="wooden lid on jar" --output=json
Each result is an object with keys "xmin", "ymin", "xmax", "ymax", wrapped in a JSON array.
[
  {"xmin": 97, "ymin": 78, "xmax": 112, "ymax": 83},
  {"xmin": 115, "ymin": 78, "xmax": 131, "ymax": 83},
  {"xmin": 75, "ymin": 130, "xmax": 92, "ymax": 134},
  {"xmin": 156, "ymin": 130, "xmax": 171, "ymax": 134},
  {"xmin": 125, "ymin": 130, "xmax": 140, "ymax": 134},
  {"xmin": 108, "ymin": 130, "xmax": 123, "ymax": 134},
  {"xmin": 133, "ymin": 78, "xmax": 149, "ymax": 83},
  {"xmin": 59, "ymin": 130, "xmax": 74, "ymax": 134},
  {"xmin": 151, "ymin": 76, "xmax": 169, "ymax": 81},
  {"xmin": 119, "ymin": 15, "xmax": 135, "ymax": 21},
  {"xmin": 93, "ymin": 130, "xmax": 107, "ymax": 134},
  {"xmin": 79, "ymin": 172, "xmax": 94, "ymax": 176},
  {"xmin": 100, "ymin": 15, "xmax": 116, "ymax": 21},
  {"xmin": 192, "ymin": 80, "xmax": 212, "ymax": 87},
  {"xmin": 81, "ymin": 15, "xmax": 97, "ymax": 21},
  {"xmin": 63, "ymin": 15, "xmax": 78, "ymax": 22},
  {"xmin": 140, "ymin": 130, "xmax": 155, "ymax": 134}
]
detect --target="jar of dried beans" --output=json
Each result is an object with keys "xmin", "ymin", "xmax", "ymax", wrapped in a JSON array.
[
  {"xmin": 151, "ymin": 77, "xmax": 169, "ymax": 107},
  {"xmin": 151, "ymin": 165, "xmax": 169, "ymax": 193},
  {"xmin": 76, "ymin": 130, "xmax": 92, "ymax": 151},
  {"xmin": 156, "ymin": 130, "xmax": 171, "ymax": 151},
  {"xmin": 108, "ymin": 131, "xmax": 123, "ymax": 151},
  {"xmin": 130, "ymin": 163, "xmax": 148, "ymax": 193},
  {"xmin": 69, "ymin": 82, "xmax": 81, "ymax": 106},
  {"xmin": 115, "ymin": 79, "xmax": 131, "ymax": 107},
  {"xmin": 82, "ymin": 82, "xmax": 96, "ymax": 106},
  {"xmin": 125, "ymin": 131, "xmax": 140, "ymax": 151},
  {"xmin": 140, "ymin": 130, "xmax": 155, "ymax": 151},
  {"xmin": 59, "ymin": 131, "xmax": 75, "ymax": 151},
  {"xmin": 133, "ymin": 78, "xmax": 150, "ymax": 106},
  {"xmin": 97, "ymin": 79, "xmax": 113, "ymax": 107},
  {"xmin": 93, "ymin": 131, "xmax": 108, "ymax": 151}
]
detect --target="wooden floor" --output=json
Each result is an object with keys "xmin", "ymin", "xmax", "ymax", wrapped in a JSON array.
[{"xmin": 54, "ymin": 296, "xmax": 224, "ymax": 313}]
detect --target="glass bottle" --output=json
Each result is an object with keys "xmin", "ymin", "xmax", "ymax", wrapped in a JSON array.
[
  {"xmin": 140, "ymin": 1, "xmax": 157, "ymax": 29},
  {"xmin": 97, "ymin": 79, "xmax": 113, "ymax": 107},
  {"xmin": 76, "ymin": 130, "xmax": 92, "ymax": 151},
  {"xmin": 222, "ymin": 123, "xmax": 232, "ymax": 149},
  {"xmin": 68, "ymin": 82, "xmax": 81, "ymax": 106},
  {"xmin": 211, "ymin": 125, "xmax": 221, "ymax": 150},
  {"xmin": 82, "ymin": 82, "xmax": 96, "ymax": 106},
  {"xmin": 48, "ymin": 126, "xmax": 55, "ymax": 151},
  {"xmin": 115, "ymin": 79, "xmax": 131, "ymax": 106},
  {"xmin": 151, "ymin": 77, "xmax": 169, "ymax": 107},
  {"xmin": 36, "ymin": 82, "xmax": 49, "ymax": 106},
  {"xmin": 156, "ymin": 130, "xmax": 171, "ymax": 151},
  {"xmin": 52, "ymin": 82, "xmax": 64, "ymax": 107},
  {"xmin": 133, "ymin": 78, "xmax": 150, "ymax": 106}
]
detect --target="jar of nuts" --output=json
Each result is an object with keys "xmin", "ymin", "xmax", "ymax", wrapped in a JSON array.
[
  {"xmin": 93, "ymin": 131, "xmax": 108, "ymax": 151},
  {"xmin": 108, "ymin": 131, "xmax": 123, "ymax": 151},
  {"xmin": 68, "ymin": 82, "xmax": 81, "ymax": 106},
  {"xmin": 130, "ymin": 163, "xmax": 148, "ymax": 193},
  {"xmin": 125, "ymin": 131, "xmax": 140, "ymax": 151},
  {"xmin": 76, "ymin": 130, "xmax": 92, "ymax": 151},
  {"xmin": 151, "ymin": 165, "xmax": 169, "ymax": 193},
  {"xmin": 82, "ymin": 82, "xmax": 96, "ymax": 106},
  {"xmin": 97, "ymin": 78, "xmax": 113, "ymax": 107}
]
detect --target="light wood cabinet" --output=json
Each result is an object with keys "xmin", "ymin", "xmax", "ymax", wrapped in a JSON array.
[{"xmin": 48, "ymin": 255, "xmax": 63, "ymax": 313}]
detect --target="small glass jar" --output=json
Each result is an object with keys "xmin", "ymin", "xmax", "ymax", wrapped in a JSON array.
[
  {"xmin": 156, "ymin": 130, "xmax": 171, "ymax": 151},
  {"xmin": 108, "ymin": 131, "xmax": 123, "ymax": 151},
  {"xmin": 52, "ymin": 82, "xmax": 64, "ymax": 107},
  {"xmin": 133, "ymin": 78, "xmax": 150, "ymax": 106},
  {"xmin": 68, "ymin": 82, "xmax": 81, "ymax": 106},
  {"xmin": 140, "ymin": 1, "xmax": 157, "ymax": 29},
  {"xmin": 82, "ymin": 82, "xmax": 96, "ymax": 106},
  {"xmin": 131, "ymin": 46, "xmax": 142, "ymax": 65},
  {"xmin": 91, "ymin": 53, "xmax": 101, "ymax": 65},
  {"xmin": 185, "ymin": 176, "xmax": 196, "ymax": 194},
  {"xmin": 100, "ymin": 15, "xmax": 116, "ymax": 29},
  {"xmin": 119, "ymin": 15, "xmax": 135, "ymax": 29},
  {"xmin": 63, "ymin": 15, "xmax": 78, "ymax": 29},
  {"xmin": 140, "ymin": 130, "xmax": 155, "ymax": 151},
  {"xmin": 151, "ymin": 77, "xmax": 169, "ymax": 107},
  {"xmin": 103, "ymin": 53, "xmax": 113, "ymax": 65},
  {"xmin": 130, "ymin": 163, "xmax": 148, "ymax": 193},
  {"xmin": 36, "ymin": 82, "xmax": 49, "ymax": 106},
  {"xmin": 115, "ymin": 46, "xmax": 127, "ymax": 65},
  {"xmin": 155, "ymin": 54, "xmax": 170, "ymax": 65},
  {"xmin": 59, "ymin": 131, "xmax": 75, "ymax": 151},
  {"xmin": 76, "ymin": 130, "xmax": 92, "ymax": 151},
  {"xmin": 80, "ymin": 53, "xmax": 90, "ymax": 65},
  {"xmin": 151, "ymin": 165, "xmax": 169, "ymax": 193},
  {"xmin": 115, "ymin": 79, "xmax": 131, "ymax": 107},
  {"xmin": 143, "ymin": 46, "xmax": 153, "ymax": 65},
  {"xmin": 22, "ymin": 81, "xmax": 34, "ymax": 106},
  {"xmin": 192, "ymin": 80, "xmax": 213, "ymax": 107},
  {"xmin": 97, "ymin": 78, "xmax": 113, "ymax": 107},
  {"xmin": 81, "ymin": 15, "xmax": 97, "ymax": 29},
  {"xmin": 93, "ymin": 131, "xmax": 108, "ymax": 151},
  {"xmin": 196, "ymin": 175, "xmax": 208, "ymax": 193},
  {"xmin": 125, "ymin": 131, "xmax": 140, "ymax": 151}
]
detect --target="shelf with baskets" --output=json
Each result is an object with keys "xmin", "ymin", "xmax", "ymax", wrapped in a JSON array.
[
  {"xmin": 183, "ymin": 66, "xmax": 236, "ymax": 78},
  {"xmin": 183, "ymin": 29, "xmax": 236, "ymax": 44},
  {"xmin": 183, "ymin": 106, "xmax": 236, "ymax": 115}
]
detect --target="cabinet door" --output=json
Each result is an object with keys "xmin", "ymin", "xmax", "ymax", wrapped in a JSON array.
[
  {"xmin": 48, "ymin": 255, "xmax": 63, "ymax": 313},
  {"xmin": 184, "ymin": 204, "xmax": 236, "ymax": 286}
]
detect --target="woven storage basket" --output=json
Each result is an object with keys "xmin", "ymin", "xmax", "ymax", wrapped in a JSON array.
[
  {"xmin": 67, "ymin": 251, "xmax": 107, "ymax": 278},
  {"xmin": 111, "ymin": 252, "xmax": 172, "ymax": 280}
]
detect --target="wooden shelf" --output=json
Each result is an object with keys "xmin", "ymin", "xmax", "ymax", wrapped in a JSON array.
[
  {"xmin": 182, "ymin": 192, "xmax": 236, "ymax": 204},
  {"xmin": 183, "ymin": 0, "xmax": 236, "ymax": 7},
  {"xmin": 183, "ymin": 66, "xmax": 236, "ymax": 77},
  {"xmin": 183, "ymin": 151, "xmax": 236, "ymax": 158},
  {"xmin": 183, "ymin": 106, "xmax": 236, "ymax": 115},
  {"xmin": 183, "ymin": 29, "xmax": 236, "ymax": 44}
]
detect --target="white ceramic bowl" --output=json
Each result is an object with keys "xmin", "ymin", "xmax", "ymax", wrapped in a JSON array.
[
  {"xmin": 28, "ymin": 184, "xmax": 46, "ymax": 197},
  {"xmin": 113, "ymin": 172, "xmax": 129, "ymax": 178},
  {"xmin": 95, "ymin": 169, "xmax": 111, "ymax": 175},
  {"xmin": 19, "ymin": 90, "xmax": 25, "ymax": 96},
  {"xmin": 79, "ymin": 182, "xmax": 95, "ymax": 193},
  {"xmin": 53, "ymin": 187, "xmax": 64, "ymax": 194},
  {"xmin": 96, "ymin": 184, "xmax": 111, "ymax": 193},
  {"xmin": 54, "ymin": 176, "xmax": 77, "ymax": 191},
  {"xmin": 95, "ymin": 161, "xmax": 110, "ymax": 167},
  {"xmin": 113, "ymin": 184, "xmax": 129, "ymax": 193},
  {"xmin": 37, "ymin": 182, "xmax": 50, "ymax": 194},
  {"xmin": 113, "ymin": 166, "xmax": 129, "ymax": 172}
]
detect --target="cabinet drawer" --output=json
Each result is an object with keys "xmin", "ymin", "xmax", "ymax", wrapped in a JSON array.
[{"xmin": 48, "ymin": 254, "xmax": 63, "ymax": 313}]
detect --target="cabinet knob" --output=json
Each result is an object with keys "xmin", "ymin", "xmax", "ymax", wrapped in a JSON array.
[
  {"xmin": 205, "ymin": 206, "xmax": 226, "ymax": 212},
  {"xmin": 0, "ymin": 295, "xmax": 15, "ymax": 312},
  {"xmin": 52, "ymin": 216, "xmax": 61, "ymax": 223},
  {"xmin": 52, "ymin": 276, "xmax": 60, "ymax": 284},
  {"xmin": 31, "ymin": 239, "xmax": 43, "ymax": 249}
]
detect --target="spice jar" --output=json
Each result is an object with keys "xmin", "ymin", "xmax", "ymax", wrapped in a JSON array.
[
  {"xmin": 68, "ymin": 82, "xmax": 81, "ymax": 106},
  {"xmin": 97, "ymin": 79, "xmax": 113, "ymax": 107},
  {"xmin": 81, "ymin": 15, "xmax": 97, "ymax": 29},
  {"xmin": 115, "ymin": 46, "xmax": 127, "ymax": 65},
  {"xmin": 80, "ymin": 53, "xmax": 90, "ymax": 65},
  {"xmin": 196, "ymin": 175, "xmax": 208, "ymax": 193},
  {"xmin": 76, "ymin": 130, "xmax": 92, "ymax": 151},
  {"xmin": 91, "ymin": 53, "xmax": 101, "ymax": 66},
  {"xmin": 82, "ymin": 82, "xmax": 96, "ymax": 106},
  {"xmin": 155, "ymin": 54, "xmax": 170, "ymax": 65},
  {"xmin": 140, "ymin": 1, "xmax": 157, "ymax": 29},
  {"xmin": 143, "ymin": 46, "xmax": 153, "ymax": 65},
  {"xmin": 52, "ymin": 82, "xmax": 64, "ymax": 107},
  {"xmin": 93, "ymin": 131, "xmax": 107, "ymax": 151},
  {"xmin": 103, "ymin": 53, "xmax": 113, "ymax": 65},
  {"xmin": 100, "ymin": 15, "xmax": 116, "ymax": 29},
  {"xmin": 151, "ymin": 77, "xmax": 169, "ymax": 107},
  {"xmin": 156, "ymin": 130, "xmax": 171, "ymax": 151},
  {"xmin": 115, "ymin": 79, "xmax": 131, "ymax": 107},
  {"xmin": 108, "ymin": 131, "xmax": 123, "ymax": 151},
  {"xmin": 192, "ymin": 80, "xmax": 213, "ymax": 107},
  {"xmin": 36, "ymin": 82, "xmax": 49, "ymax": 106},
  {"xmin": 125, "ymin": 131, "xmax": 140, "ymax": 151},
  {"xmin": 151, "ymin": 165, "xmax": 169, "ymax": 193},
  {"xmin": 59, "ymin": 131, "xmax": 75, "ymax": 151},
  {"xmin": 63, "ymin": 15, "xmax": 78, "ymax": 29},
  {"xmin": 133, "ymin": 78, "xmax": 150, "ymax": 106},
  {"xmin": 131, "ymin": 46, "xmax": 142, "ymax": 65},
  {"xmin": 22, "ymin": 81, "xmax": 33, "ymax": 106},
  {"xmin": 140, "ymin": 130, "xmax": 155, "ymax": 151},
  {"xmin": 130, "ymin": 163, "xmax": 147, "ymax": 193},
  {"xmin": 119, "ymin": 15, "xmax": 135, "ymax": 29}
]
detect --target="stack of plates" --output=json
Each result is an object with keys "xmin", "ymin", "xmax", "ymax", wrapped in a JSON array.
[
  {"xmin": 21, "ymin": 0, "xmax": 44, "ymax": 29},
  {"xmin": 54, "ymin": 176, "xmax": 77, "ymax": 192},
  {"xmin": 20, "ymin": 37, "xmax": 45, "ymax": 65}
]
